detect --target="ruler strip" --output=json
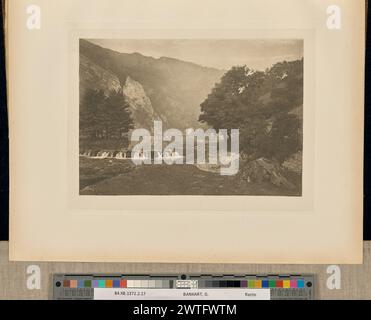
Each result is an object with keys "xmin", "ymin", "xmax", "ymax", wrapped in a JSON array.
[{"xmin": 53, "ymin": 274, "xmax": 314, "ymax": 300}]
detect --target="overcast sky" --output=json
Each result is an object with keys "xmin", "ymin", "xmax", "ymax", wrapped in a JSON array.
[{"xmin": 88, "ymin": 39, "xmax": 303, "ymax": 71}]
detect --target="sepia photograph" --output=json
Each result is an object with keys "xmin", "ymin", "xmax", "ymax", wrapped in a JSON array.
[
  {"xmin": 7, "ymin": 0, "xmax": 364, "ymax": 267},
  {"xmin": 79, "ymin": 39, "xmax": 304, "ymax": 196}
]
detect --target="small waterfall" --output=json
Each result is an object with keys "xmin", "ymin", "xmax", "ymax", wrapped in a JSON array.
[
  {"xmin": 79, "ymin": 150, "xmax": 133, "ymax": 160},
  {"xmin": 78, "ymin": 149, "xmax": 186, "ymax": 160},
  {"xmin": 115, "ymin": 152, "xmax": 127, "ymax": 159},
  {"xmin": 80, "ymin": 150, "xmax": 92, "ymax": 157},
  {"xmin": 80, "ymin": 149, "xmax": 188, "ymax": 161},
  {"xmin": 163, "ymin": 150, "xmax": 182, "ymax": 159},
  {"xmin": 94, "ymin": 151, "xmax": 111, "ymax": 159},
  {"xmin": 132, "ymin": 151, "xmax": 151, "ymax": 160}
]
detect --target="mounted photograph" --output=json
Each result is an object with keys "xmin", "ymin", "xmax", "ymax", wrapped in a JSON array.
[
  {"xmin": 8, "ymin": 0, "xmax": 364, "ymax": 265},
  {"xmin": 79, "ymin": 39, "xmax": 304, "ymax": 196}
]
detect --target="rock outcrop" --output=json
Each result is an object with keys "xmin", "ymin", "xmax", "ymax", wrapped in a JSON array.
[
  {"xmin": 239, "ymin": 158, "xmax": 296, "ymax": 189},
  {"xmin": 80, "ymin": 54, "xmax": 121, "ymax": 97},
  {"xmin": 122, "ymin": 76, "xmax": 156, "ymax": 130},
  {"xmin": 80, "ymin": 54, "xmax": 159, "ymax": 131},
  {"xmin": 282, "ymin": 151, "xmax": 302, "ymax": 174}
]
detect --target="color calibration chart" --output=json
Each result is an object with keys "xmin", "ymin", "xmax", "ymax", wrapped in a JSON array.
[{"xmin": 53, "ymin": 274, "xmax": 314, "ymax": 300}]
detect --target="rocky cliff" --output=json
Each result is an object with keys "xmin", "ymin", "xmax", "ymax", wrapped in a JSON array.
[
  {"xmin": 80, "ymin": 54, "xmax": 121, "ymax": 97},
  {"xmin": 122, "ymin": 76, "xmax": 157, "ymax": 130}
]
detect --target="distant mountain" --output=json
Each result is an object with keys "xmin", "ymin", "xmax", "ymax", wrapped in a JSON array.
[{"xmin": 79, "ymin": 39, "xmax": 225, "ymax": 130}]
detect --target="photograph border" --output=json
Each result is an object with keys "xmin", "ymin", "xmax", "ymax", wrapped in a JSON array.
[{"xmin": 68, "ymin": 29, "xmax": 316, "ymax": 214}]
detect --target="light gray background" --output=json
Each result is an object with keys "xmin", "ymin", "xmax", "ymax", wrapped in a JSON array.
[{"xmin": 1, "ymin": 241, "xmax": 370, "ymax": 300}]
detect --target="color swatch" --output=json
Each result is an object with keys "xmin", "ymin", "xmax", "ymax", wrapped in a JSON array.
[
  {"xmin": 61, "ymin": 278, "xmax": 308, "ymax": 289},
  {"xmin": 54, "ymin": 274, "xmax": 315, "ymax": 300}
]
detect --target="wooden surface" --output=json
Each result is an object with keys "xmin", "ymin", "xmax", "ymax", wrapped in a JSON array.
[{"xmin": 0, "ymin": 241, "xmax": 370, "ymax": 300}]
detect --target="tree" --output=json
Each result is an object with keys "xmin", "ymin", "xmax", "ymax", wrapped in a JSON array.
[
  {"xmin": 80, "ymin": 88, "xmax": 106, "ymax": 140},
  {"xmin": 199, "ymin": 60, "xmax": 303, "ymax": 163},
  {"xmin": 80, "ymin": 89, "xmax": 134, "ymax": 148},
  {"xmin": 104, "ymin": 90, "xmax": 134, "ymax": 140}
]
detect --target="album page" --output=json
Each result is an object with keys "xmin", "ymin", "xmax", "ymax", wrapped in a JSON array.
[{"xmin": 7, "ymin": 0, "xmax": 365, "ymax": 263}]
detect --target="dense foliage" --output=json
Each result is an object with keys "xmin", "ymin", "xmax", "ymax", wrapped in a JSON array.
[
  {"xmin": 199, "ymin": 59, "xmax": 303, "ymax": 163},
  {"xmin": 80, "ymin": 89, "xmax": 134, "ymax": 148}
]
